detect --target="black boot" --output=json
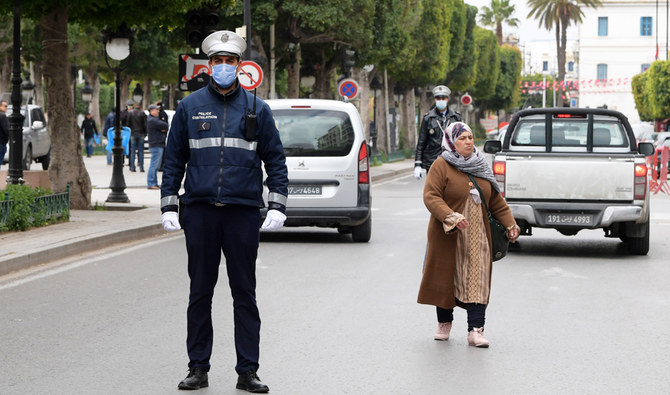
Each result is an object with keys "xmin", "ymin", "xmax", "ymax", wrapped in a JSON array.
[
  {"xmin": 178, "ymin": 367, "xmax": 208, "ymax": 390},
  {"xmin": 236, "ymin": 370, "xmax": 269, "ymax": 393}
]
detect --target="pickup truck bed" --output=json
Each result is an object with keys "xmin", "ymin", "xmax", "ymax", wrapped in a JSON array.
[{"xmin": 484, "ymin": 108, "xmax": 655, "ymax": 255}]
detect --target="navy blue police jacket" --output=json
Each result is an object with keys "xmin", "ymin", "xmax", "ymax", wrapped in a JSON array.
[{"xmin": 160, "ymin": 80, "xmax": 288, "ymax": 214}]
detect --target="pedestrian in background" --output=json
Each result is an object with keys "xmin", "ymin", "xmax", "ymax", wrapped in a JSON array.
[
  {"xmin": 160, "ymin": 30, "xmax": 288, "ymax": 393},
  {"xmin": 414, "ymin": 85, "xmax": 461, "ymax": 179},
  {"xmin": 146, "ymin": 104, "xmax": 168, "ymax": 190},
  {"xmin": 127, "ymin": 102, "xmax": 147, "ymax": 172},
  {"xmin": 417, "ymin": 122, "xmax": 519, "ymax": 348},
  {"xmin": 156, "ymin": 101, "xmax": 168, "ymax": 172},
  {"xmin": 80, "ymin": 112, "xmax": 98, "ymax": 158},
  {"xmin": 0, "ymin": 100, "xmax": 8, "ymax": 167},
  {"xmin": 103, "ymin": 108, "xmax": 116, "ymax": 165}
]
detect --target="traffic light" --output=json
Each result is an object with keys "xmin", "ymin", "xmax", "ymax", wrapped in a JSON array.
[
  {"xmin": 185, "ymin": 9, "xmax": 220, "ymax": 48},
  {"xmin": 342, "ymin": 49, "xmax": 355, "ymax": 77}
]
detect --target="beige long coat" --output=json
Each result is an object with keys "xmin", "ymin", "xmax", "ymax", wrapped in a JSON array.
[{"xmin": 417, "ymin": 158, "xmax": 516, "ymax": 310}]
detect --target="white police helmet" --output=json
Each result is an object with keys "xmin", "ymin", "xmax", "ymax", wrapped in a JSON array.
[
  {"xmin": 432, "ymin": 85, "xmax": 451, "ymax": 98},
  {"xmin": 201, "ymin": 30, "xmax": 247, "ymax": 59}
]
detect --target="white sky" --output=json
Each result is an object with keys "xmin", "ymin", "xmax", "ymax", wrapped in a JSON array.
[{"xmin": 465, "ymin": 0, "xmax": 578, "ymax": 43}]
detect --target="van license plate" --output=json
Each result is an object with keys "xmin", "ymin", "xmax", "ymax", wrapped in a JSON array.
[
  {"xmin": 545, "ymin": 213, "xmax": 593, "ymax": 225},
  {"xmin": 288, "ymin": 185, "xmax": 322, "ymax": 195}
]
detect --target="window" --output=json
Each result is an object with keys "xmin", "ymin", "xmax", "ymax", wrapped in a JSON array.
[
  {"xmin": 568, "ymin": 61, "xmax": 574, "ymax": 72},
  {"xmin": 641, "ymin": 17, "xmax": 652, "ymax": 36},
  {"xmin": 597, "ymin": 64, "xmax": 608, "ymax": 81},
  {"xmin": 542, "ymin": 61, "xmax": 548, "ymax": 72},
  {"xmin": 598, "ymin": 17, "xmax": 608, "ymax": 36},
  {"xmin": 642, "ymin": 63, "xmax": 651, "ymax": 72},
  {"xmin": 273, "ymin": 109, "xmax": 355, "ymax": 157}
]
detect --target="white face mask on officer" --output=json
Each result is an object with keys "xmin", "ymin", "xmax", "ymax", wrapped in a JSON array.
[{"xmin": 435, "ymin": 99, "xmax": 448, "ymax": 111}]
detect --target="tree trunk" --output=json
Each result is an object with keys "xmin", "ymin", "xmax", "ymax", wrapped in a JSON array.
[
  {"xmin": 33, "ymin": 61, "xmax": 45, "ymax": 108},
  {"xmin": 400, "ymin": 87, "xmax": 417, "ymax": 152},
  {"xmin": 352, "ymin": 68, "xmax": 370, "ymax": 140},
  {"xmin": 313, "ymin": 63, "xmax": 334, "ymax": 99},
  {"xmin": 1, "ymin": 54, "xmax": 11, "ymax": 98},
  {"xmin": 41, "ymin": 8, "xmax": 91, "ymax": 209},
  {"xmin": 143, "ymin": 78, "xmax": 152, "ymax": 109},
  {"xmin": 287, "ymin": 45, "xmax": 301, "ymax": 98},
  {"xmin": 557, "ymin": 17, "xmax": 568, "ymax": 108},
  {"xmin": 252, "ymin": 32, "xmax": 269, "ymax": 100},
  {"xmin": 167, "ymin": 83, "xmax": 177, "ymax": 110},
  {"xmin": 83, "ymin": 67, "xmax": 100, "ymax": 126},
  {"xmin": 121, "ymin": 74, "xmax": 132, "ymax": 106}
]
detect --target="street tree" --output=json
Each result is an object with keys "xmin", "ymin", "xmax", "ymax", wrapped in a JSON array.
[
  {"xmin": 645, "ymin": 60, "xmax": 670, "ymax": 121},
  {"xmin": 478, "ymin": 0, "xmax": 519, "ymax": 46},
  {"xmin": 445, "ymin": 4, "xmax": 478, "ymax": 93},
  {"xmin": 631, "ymin": 71, "xmax": 653, "ymax": 122},
  {"xmin": 0, "ymin": 0, "xmax": 218, "ymax": 209},
  {"xmin": 488, "ymin": 45, "xmax": 522, "ymax": 112},
  {"xmin": 527, "ymin": 0, "xmax": 602, "ymax": 107}
]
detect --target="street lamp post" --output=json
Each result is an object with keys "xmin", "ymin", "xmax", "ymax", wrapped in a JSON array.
[
  {"xmin": 132, "ymin": 83, "xmax": 143, "ymax": 107},
  {"xmin": 7, "ymin": 0, "xmax": 24, "ymax": 185},
  {"xmin": 102, "ymin": 24, "xmax": 134, "ymax": 203},
  {"xmin": 81, "ymin": 79, "xmax": 93, "ymax": 112}
]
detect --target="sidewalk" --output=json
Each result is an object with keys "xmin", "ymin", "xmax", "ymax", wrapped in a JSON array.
[{"xmin": 0, "ymin": 154, "xmax": 415, "ymax": 277}]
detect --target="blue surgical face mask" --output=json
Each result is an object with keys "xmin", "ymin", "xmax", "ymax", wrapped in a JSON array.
[
  {"xmin": 211, "ymin": 63, "xmax": 238, "ymax": 88},
  {"xmin": 435, "ymin": 99, "xmax": 447, "ymax": 111}
]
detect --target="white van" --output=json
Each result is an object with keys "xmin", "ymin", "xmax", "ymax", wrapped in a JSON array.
[{"xmin": 262, "ymin": 99, "xmax": 371, "ymax": 242}]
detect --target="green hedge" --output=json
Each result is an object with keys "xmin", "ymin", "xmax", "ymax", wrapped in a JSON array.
[{"xmin": 0, "ymin": 184, "xmax": 70, "ymax": 232}]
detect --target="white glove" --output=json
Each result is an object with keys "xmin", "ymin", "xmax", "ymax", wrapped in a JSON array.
[
  {"xmin": 414, "ymin": 166, "xmax": 424, "ymax": 179},
  {"xmin": 161, "ymin": 211, "xmax": 181, "ymax": 232},
  {"xmin": 261, "ymin": 209, "xmax": 286, "ymax": 231}
]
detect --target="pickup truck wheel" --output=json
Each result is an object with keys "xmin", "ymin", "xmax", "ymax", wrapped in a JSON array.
[
  {"xmin": 40, "ymin": 149, "xmax": 51, "ymax": 170},
  {"xmin": 351, "ymin": 215, "xmax": 371, "ymax": 242},
  {"xmin": 23, "ymin": 145, "xmax": 32, "ymax": 170},
  {"xmin": 627, "ymin": 220, "xmax": 649, "ymax": 255}
]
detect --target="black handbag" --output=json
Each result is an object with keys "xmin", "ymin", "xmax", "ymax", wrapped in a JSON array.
[{"xmin": 468, "ymin": 175, "xmax": 509, "ymax": 261}]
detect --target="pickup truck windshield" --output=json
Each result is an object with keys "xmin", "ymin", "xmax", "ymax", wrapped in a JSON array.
[{"xmin": 511, "ymin": 117, "xmax": 627, "ymax": 148}]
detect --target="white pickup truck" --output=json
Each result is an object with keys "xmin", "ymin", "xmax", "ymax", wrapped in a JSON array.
[{"xmin": 483, "ymin": 108, "xmax": 656, "ymax": 255}]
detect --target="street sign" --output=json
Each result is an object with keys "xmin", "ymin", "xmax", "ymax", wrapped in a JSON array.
[
  {"xmin": 178, "ymin": 53, "xmax": 210, "ymax": 91},
  {"xmin": 461, "ymin": 93, "xmax": 472, "ymax": 106},
  {"xmin": 338, "ymin": 78, "xmax": 360, "ymax": 100},
  {"xmin": 238, "ymin": 61, "xmax": 263, "ymax": 90}
]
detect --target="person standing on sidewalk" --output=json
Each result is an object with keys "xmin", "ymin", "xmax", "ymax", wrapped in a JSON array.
[
  {"xmin": 127, "ymin": 102, "xmax": 147, "ymax": 172},
  {"xmin": 103, "ymin": 108, "xmax": 115, "ymax": 165},
  {"xmin": 414, "ymin": 85, "xmax": 461, "ymax": 179},
  {"xmin": 146, "ymin": 104, "xmax": 168, "ymax": 189},
  {"xmin": 160, "ymin": 30, "xmax": 288, "ymax": 393},
  {"xmin": 156, "ymin": 101, "xmax": 169, "ymax": 172},
  {"xmin": 0, "ymin": 100, "xmax": 8, "ymax": 167},
  {"xmin": 80, "ymin": 113, "xmax": 98, "ymax": 158}
]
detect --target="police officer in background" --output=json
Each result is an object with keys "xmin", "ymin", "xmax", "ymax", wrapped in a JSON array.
[
  {"xmin": 414, "ymin": 85, "xmax": 462, "ymax": 179},
  {"xmin": 160, "ymin": 30, "xmax": 288, "ymax": 393}
]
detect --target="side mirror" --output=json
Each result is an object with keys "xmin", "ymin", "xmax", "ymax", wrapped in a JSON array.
[
  {"xmin": 484, "ymin": 140, "xmax": 502, "ymax": 154},
  {"xmin": 31, "ymin": 120, "xmax": 44, "ymax": 129},
  {"xmin": 637, "ymin": 142, "xmax": 655, "ymax": 157}
]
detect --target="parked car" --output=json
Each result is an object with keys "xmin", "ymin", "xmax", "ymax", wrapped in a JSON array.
[
  {"xmin": 631, "ymin": 122, "xmax": 656, "ymax": 143},
  {"xmin": 2, "ymin": 104, "xmax": 51, "ymax": 170},
  {"xmin": 261, "ymin": 99, "xmax": 372, "ymax": 242}
]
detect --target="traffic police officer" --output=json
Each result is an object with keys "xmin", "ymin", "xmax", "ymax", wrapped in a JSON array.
[
  {"xmin": 160, "ymin": 30, "xmax": 288, "ymax": 393},
  {"xmin": 414, "ymin": 85, "xmax": 462, "ymax": 179}
]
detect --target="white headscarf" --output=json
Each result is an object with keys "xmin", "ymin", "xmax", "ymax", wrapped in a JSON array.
[{"xmin": 440, "ymin": 122, "xmax": 501, "ymax": 193}]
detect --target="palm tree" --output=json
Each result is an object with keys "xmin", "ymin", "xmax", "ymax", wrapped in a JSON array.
[
  {"xmin": 478, "ymin": 0, "xmax": 519, "ymax": 45},
  {"xmin": 527, "ymin": 0, "xmax": 602, "ymax": 107}
]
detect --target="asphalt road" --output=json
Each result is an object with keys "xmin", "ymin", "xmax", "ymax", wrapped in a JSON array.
[{"xmin": 1, "ymin": 175, "xmax": 670, "ymax": 394}]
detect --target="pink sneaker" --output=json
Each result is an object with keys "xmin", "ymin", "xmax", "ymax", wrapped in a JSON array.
[
  {"xmin": 467, "ymin": 327, "xmax": 489, "ymax": 348},
  {"xmin": 434, "ymin": 322, "xmax": 452, "ymax": 341}
]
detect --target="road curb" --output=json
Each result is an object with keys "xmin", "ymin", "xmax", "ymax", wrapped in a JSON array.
[{"xmin": 0, "ymin": 224, "xmax": 167, "ymax": 277}]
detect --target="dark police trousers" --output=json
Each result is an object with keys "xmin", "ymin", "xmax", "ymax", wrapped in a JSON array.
[{"xmin": 182, "ymin": 203, "xmax": 262, "ymax": 374}]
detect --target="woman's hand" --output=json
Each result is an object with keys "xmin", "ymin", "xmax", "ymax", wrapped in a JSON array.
[
  {"xmin": 456, "ymin": 219, "xmax": 469, "ymax": 230},
  {"xmin": 507, "ymin": 225, "xmax": 520, "ymax": 242}
]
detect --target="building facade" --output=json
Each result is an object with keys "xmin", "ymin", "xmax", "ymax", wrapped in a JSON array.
[{"xmin": 579, "ymin": 0, "xmax": 668, "ymax": 124}]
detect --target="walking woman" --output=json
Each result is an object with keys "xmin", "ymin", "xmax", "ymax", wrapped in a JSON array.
[{"xmin": 417, "ymin": 122, "xmax": 519, "ymax": 347}]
